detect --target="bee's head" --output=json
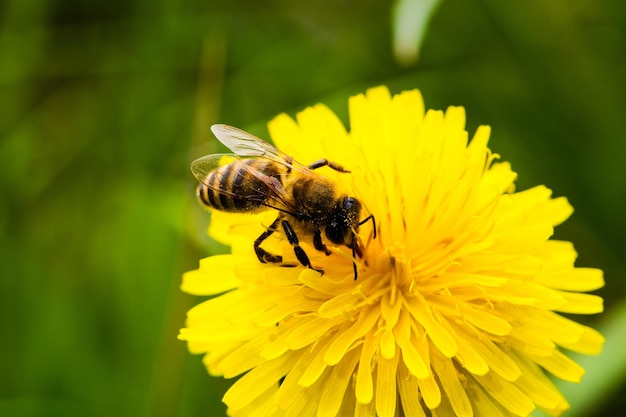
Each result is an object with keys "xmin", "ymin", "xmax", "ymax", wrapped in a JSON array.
[{"xmin": 325, "ymin": 197, "xmax": 362, "ymax": 247}]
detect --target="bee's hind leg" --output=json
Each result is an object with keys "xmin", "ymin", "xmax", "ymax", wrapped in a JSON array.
[
  {"xmin": 254, "ymin": 215, "xmax": 283, "ymax": 264},
  {"xmin": 281, "ymin": 220, "xmax": 324, "ymax": 275}
]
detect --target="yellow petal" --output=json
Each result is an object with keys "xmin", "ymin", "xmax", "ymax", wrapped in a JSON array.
[
  {"xmin": 405, "ymin": 295, "xmax": 458, "ymax": 358},
  {"xmin": 297, "ymin": 337, "xmax": 332, "ymax": 387},
  {"xmin": 538, "ymin": 267, "xmax": 605, "ymax": 292},
  {"xmin": 223, "ymin": 352, "xmax": 299, "ymax": 412},
  {"xmin": 285, "ymin": 316, "xmax": 344, "ymax": 351},
  {"xmin": 529, "ymin": 349, "xmax": 585, "ymax": 382},
  {"xmin": 274, "ymin": 352, "xmax": 310, "ymax": 410},
  {"xmin": 431, "ymin": 350, "xmax": 473, "ymax": 417},
  {"xmin": 393, "ymin": 309, "xmax": 430, "ymax": 379},
  {"xmin": 397, "ymin": 367, "xmax": 427, "ymax": 417},
  {"xmin": 317, "ymin": 349, "xmax": 360, "ymax": 417},
  {"xmin": 181, "ymin": 255, "xmax": 241, "ymax": 295},
  {"xmin": 450, "ymin": 326, "xmax": 490, "ymax": 376},
  {"xmin": 418, "ymin": 370, "xmax": 441, "ymax": 410},
  {"xmin": 217, "ymin": 333, "xmax": 272, "ymax": 378},
  {"xmin": 555, "ymin": 292, "xmax": 604, "ymax": 314},
  {"xmin": 473, "ymin": 371, "xmax": 535, "ymax": 416},
  {"xmin": 375, "ymin": 348, "xmax": 400, "ymax": 417},
  {"xmin": 509, "ymin": 351, "xmax": 568, "ymax": 411},
  {"xmin": 455, "ymin": 325, "xmax": 521, "ymax": 382},
  {"xmin": 324, "ymin": 304, "xmax": 380, "ymax": 366},
  {"xmin": 558, "ymin": 324, "xmax": 604, "ymax": 355},
  {"xmin": 355, "ymin": 330, "xmax": 378, "ymax": 404}
]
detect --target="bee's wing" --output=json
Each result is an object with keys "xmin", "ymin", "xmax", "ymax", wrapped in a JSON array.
[
  {"xmin": 210, "ymin": 124, "xmax": 311, "ymax": 173},
  {"xmin": 190, "ymin": 153, "xmax": 298, "ymax": 213},
  {"xmin": 190, "ymin": 153, "xmax": 234, "ymax": 186}
]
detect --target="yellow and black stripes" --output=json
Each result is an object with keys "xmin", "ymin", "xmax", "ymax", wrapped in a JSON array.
[{"xmin": 196, "ymin": 159, "xmax": 284, "ymax": 213}]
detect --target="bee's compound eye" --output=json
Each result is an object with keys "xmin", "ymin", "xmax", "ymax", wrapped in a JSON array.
[{"xmin": 342, "ymin": 197, "xmax": 359, "ymax": 212}]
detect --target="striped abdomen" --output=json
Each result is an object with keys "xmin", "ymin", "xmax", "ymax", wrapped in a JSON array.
[{"xmin": 197, "ymin": 159, "xmax": 283, "ymax": 213}]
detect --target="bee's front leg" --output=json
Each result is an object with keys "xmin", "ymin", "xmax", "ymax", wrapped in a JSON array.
[
  {"xmin": 281, "ymin": 220, "xmax": 323, "ymax": 275},
  {"xmin": 313, "ymin": 229, "xmax": 332, "ymax": 256}
]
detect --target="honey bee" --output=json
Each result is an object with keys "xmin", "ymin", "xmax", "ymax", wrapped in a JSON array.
[{"xmin": 191, "ymin": 124, "xmax": 376, "ymax": 279}]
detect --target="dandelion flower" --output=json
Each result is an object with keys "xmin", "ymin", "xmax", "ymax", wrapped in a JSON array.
[{"xmin": 179, "ymin": 86, "xmax": 604, "ymax": 417}]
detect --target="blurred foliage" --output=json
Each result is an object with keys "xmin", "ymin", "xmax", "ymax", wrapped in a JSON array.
[{"xmin": 1, "ymin": 0, "xmax": 625, "ymax": 416}]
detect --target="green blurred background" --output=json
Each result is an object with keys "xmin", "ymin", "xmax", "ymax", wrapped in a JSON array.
[{"xmin": 1, "ymin": 0, "xmax": 625, "ymax": 416}]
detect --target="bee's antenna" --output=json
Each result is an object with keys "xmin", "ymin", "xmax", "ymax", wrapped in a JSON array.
[
  {"xmin": 359, "ymin": 214, "xmax": 377, "ymax": 239},
  {"xmin": 352, "ymin": 242, "xmax": 358, "ymax": 280}
]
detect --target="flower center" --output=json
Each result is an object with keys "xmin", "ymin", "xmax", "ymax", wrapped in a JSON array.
[{"xmin": 365, "ymin": 243, "xmax": 418, "ymax": 301}]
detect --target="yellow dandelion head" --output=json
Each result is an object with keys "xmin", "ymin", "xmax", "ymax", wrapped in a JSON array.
[{"xmin": 180, "ymin": 86, "xmax": 605, "ymax": 417}]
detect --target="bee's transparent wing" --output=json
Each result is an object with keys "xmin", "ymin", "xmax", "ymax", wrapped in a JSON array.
[
  {"xmin": 210, "ymin": 124, "xmax": 311, "ymax": 173},
  {"xmin": 190, "ymin": 153, "xmax": 235, "ymax": 186}
]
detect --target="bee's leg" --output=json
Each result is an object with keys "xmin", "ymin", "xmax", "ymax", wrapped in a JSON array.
[
  {"xmin": 313, "ymin": 229, "xmax": 332, "ymax": 256},
  {"xmin": 281, "ymin": 220, "xmax": 323, "ymax": 274},
  {"xmin": 352, "ymin": 242, "xmax": 358, "ymax": 281},
  {"xmin": 308, "ymin": 159, "xmax": 350, "ymax": 173},
  {"xmin": 359, "ymin": 214, "xmax": 377, "ymax": 239},
  {"xmin": 254, "ymin": 215, "xmax": 283, "ymax": 263}
]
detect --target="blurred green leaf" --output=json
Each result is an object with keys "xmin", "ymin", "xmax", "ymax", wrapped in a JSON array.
[{"xmin": 392, "ymin": 0, "xmax": 443, "ymax": 66}]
